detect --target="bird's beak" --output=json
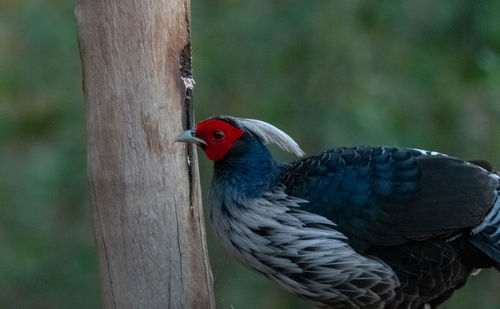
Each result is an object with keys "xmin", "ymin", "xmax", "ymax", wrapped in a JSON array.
[{"xmin": 175, "ymin": 130, "xmax": 207, "ymax": 147}]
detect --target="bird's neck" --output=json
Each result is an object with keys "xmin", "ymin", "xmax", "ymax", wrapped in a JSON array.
[{"xmin": 213, "ymin": 140, "xmax": 281, "ymax": 198}]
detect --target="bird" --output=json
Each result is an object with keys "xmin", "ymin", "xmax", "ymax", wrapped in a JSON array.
[{"xmin": 176, "ymin": 115, "xmax": 500, "ymax": 309}]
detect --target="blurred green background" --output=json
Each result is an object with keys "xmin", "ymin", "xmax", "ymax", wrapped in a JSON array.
[{"xmin": 1, "ymin": 0, "xmax": 500, "ymax": 308}]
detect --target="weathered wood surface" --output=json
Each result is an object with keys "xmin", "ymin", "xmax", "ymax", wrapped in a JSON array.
[{"xmin": 75, "ymin": 0, "xmax": 214, "ymax": 307}]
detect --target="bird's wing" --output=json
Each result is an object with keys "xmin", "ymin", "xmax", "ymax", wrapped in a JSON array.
[{"xmin": 280, "ymin": 146, "xmax": 498, "ymax": 251}]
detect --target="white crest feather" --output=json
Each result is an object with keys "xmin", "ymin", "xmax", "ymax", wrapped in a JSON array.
[{"xmin": 230, "ymin": 117, "xmax": 305, "ymax": 157}]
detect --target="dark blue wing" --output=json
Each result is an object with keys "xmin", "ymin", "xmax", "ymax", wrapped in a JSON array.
[{"xmin": 280, "ymin": 146, "xmax": 498, "ymax": 250}]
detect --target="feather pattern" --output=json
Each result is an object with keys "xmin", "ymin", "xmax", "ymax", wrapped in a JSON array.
[
  {"xmin": 210, "ymin": 182, "xmax": 399, "ymax": 309},
  {"xmin": 469, "ymin": 171, "xmax": 500, "ymax": 264},
  {"xmin": 216, "ymin": 116, "xmax": 305, "ymax": 157},
  {"xmin": 280, "ymin": 146, "xmax": 497, "ymax": 249}
]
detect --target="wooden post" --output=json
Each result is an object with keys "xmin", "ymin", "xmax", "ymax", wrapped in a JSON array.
[{"xmin": 74, "ymin": 0, "xmax": 214, "ymax": 308}]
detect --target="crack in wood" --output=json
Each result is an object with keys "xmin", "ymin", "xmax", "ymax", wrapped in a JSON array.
[
  {"xmin": 174, "ymin": 203, "xmax": 184, "ymax": 307},
  {"xmin": 183, "ymin": 0, "xmax": 191, "ymax": 37},
  {"xmin": 101, "ymin": 231, "xmax": 117, "ymax": 309},
  {"xmin": 93, "ymin": 187, "xmax": 118, "ymax": 309},
  {"xmin": 179, "ymin": 41, "xmax": 195, "ymax": 209}
]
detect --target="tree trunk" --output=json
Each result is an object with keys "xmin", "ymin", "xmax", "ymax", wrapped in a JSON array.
[{"xmin": 74, "ymin": 0, "xmax": 214, "ymax": 308}]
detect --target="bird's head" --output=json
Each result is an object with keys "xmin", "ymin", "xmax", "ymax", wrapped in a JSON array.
[{"xmin": 176, "ymin": 116, "xmax": 305, "ymax": 161}]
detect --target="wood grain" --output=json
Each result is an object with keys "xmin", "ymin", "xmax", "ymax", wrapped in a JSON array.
[{"xmin": 75, "ymin": 0, "xmax": 214, "ymax": 307}]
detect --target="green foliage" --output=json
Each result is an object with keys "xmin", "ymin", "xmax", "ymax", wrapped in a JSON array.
[
  {"xmin": 1, "ymin": 0, "xmax": 499, "ymax": 308},
  {"xmin": 0, "ymin": 1, "xmax": 98, "ymax": 308}
]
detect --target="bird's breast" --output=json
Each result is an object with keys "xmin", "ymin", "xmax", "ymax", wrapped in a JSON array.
[{"xmin": 208, "ymin": 183, "xmax": 400, "ymax": 308}]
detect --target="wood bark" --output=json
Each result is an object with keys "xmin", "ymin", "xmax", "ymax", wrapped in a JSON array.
[{"xmin": 75, "ymin": 0, "xmax": 214, "ymax": 308}]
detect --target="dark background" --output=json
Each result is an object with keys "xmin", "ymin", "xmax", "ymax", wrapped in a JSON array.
[{"xmin": 1, "ymin": 0, "xmax": 499, "ymax": 308}]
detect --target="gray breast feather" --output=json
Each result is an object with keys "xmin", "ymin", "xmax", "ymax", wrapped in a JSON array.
[{"xmin": 209, "ymin": 184, "xmax": 400, "ymax": 308}]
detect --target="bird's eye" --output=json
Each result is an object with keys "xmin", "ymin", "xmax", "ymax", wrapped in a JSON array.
[{"xmin": 213, "ymin": 130, "xmax": 225, "ymax": 141}]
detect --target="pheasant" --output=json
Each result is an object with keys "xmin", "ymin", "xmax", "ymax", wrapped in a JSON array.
[{"xmin": 176, "ymin": 115, "xmax": 500, "ymax": 308}]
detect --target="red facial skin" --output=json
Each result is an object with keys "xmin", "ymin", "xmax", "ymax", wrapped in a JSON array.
[{"xmin": 195, "ymin": 120, "xmax": 244, "ymax": 161}]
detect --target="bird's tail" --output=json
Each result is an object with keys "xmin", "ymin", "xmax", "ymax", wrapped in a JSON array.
[{"xmin": 468, "ymin": 174, "xmax": 500, "ymax": 271}]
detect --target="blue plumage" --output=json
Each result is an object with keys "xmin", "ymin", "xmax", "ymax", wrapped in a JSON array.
[
  {"xmin": 213, "ymin": 132, "xmax": 281, "ymax": 198},
  {"xmin": 281, "ymin": 147, "xmax": 497, "ymax": 250}
]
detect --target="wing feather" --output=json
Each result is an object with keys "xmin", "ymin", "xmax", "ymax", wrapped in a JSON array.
[{"xmin": 280, "ymin": 146, "xmax": 498, "ymax": 250}]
